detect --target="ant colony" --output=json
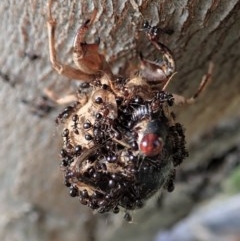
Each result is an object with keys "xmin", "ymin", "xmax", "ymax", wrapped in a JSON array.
[{"xmin": 46, "ymin": 0, "xmax": 212, "ymax": 221}]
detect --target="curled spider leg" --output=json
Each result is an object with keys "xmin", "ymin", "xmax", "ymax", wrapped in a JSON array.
[
  {"xmin": 172, "ymin": 62, "xmax": 214, "ymax": 105},
  {"xmin": 72, "ymin": 10, "xmax": 100, "ymax": 74},
  {"xmin": 72, "ymin": 10, "xmax": 112, "ymax": 76},
  {"xmin": 139, "ymin": 21, "xmax": 175, "ymax": 89},
  {"xmin": 150, "ymin": 40, "xmax": 175, "ymax": 77},
  {"xmin": 139, "ymin": 42, "xmax": 175, "ymax": 89},
  {"xmin": 47, "ymin": 0, "xmax": 96, "ymax": 81},
  {"xmin": 141, "ymin": 20, "xmax": 175, "ymax": 75}
]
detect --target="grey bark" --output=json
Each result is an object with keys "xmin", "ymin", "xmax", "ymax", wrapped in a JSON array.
[{"xmin": 0, "ymin": 1, "xmax": 240, "ymax": 241}]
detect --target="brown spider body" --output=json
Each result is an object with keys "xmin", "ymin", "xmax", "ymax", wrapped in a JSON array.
[{"xmin": 47, "ymin": 0, "xmax": 212, "ymax": 219}]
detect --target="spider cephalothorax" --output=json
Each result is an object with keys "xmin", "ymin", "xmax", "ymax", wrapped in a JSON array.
[{"xmin": 46, "ymin": 0, "xmax": 212, "ymax": 220}]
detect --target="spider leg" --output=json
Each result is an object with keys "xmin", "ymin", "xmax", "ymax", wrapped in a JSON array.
[
  {"xmin": 43, "ymin": 85, "xmax": 88, "ymax": 106},
  {"xmin": 47, "ymin": 0, "xmax": 95, "ymax": 81},
  {"xmin": 72, "ymin": 10, "xmax": 112, "ymax": 76},
  {"xmin": 44, "ymin": 88, "xmax": 78, "ymax": 105},
  {"xmin": 172, "ymin": 62, "xmax": 214, "ymax": 105},
  {"xmin": 139, "ymin": 22, "xmax": 176, "ymax": 88}
]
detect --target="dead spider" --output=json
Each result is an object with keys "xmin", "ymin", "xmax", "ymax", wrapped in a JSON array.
[{"xmin": 46, "ymin": 0, "xmax": 213, "ymax": 221}]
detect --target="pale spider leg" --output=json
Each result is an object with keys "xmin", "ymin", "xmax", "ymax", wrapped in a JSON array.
[
  {"xmin": 44, "ymin": 87, "xmax": 88, "ymax": 105},
  {"xmin": 72, "ymin": 10, "xmax": 100, "ymax": 74},
  {"xmin": 72, "ymin": 10, "xmax": 113, "ymax": 76},
  {"xmin": 74, "ymin": 10, "xmax": 97, "ymax": 44},
  {"xmin": 44, "ymin": 88, "xmax": 78, "ymax": 105},
  {"xmin": 162, "ymin": 72, "xmax": 177, "ymax": 91},
  {"xmin": 47, "ymin": 0, "xmax": 94, "ymax": 81},
  {"xmin": 150, "ymin": 40, "xmax": 176, "ymax": 77},
  {"xmin": 173, "ymin": 62, "xmax": 214, "ymax": 105}
]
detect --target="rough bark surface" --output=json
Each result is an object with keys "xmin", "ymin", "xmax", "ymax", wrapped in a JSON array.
[{"xmin": 0, "ymin": 1, "xmax": 240, "ymax": 241}]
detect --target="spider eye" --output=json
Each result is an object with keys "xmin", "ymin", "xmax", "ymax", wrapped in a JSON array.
[{"xmin": 139, "ymin": 133, "xmax": 163, "ymax": 157}]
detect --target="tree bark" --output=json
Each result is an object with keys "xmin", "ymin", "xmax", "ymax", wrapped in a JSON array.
[{"xmin": 0, "ymin": 1, "xmax": 240, "ymax": 241}]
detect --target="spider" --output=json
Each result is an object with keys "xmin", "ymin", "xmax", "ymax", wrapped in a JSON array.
[{"xmin": 46, "ymin": 0, "xmax": 213, "ymax": 220}]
